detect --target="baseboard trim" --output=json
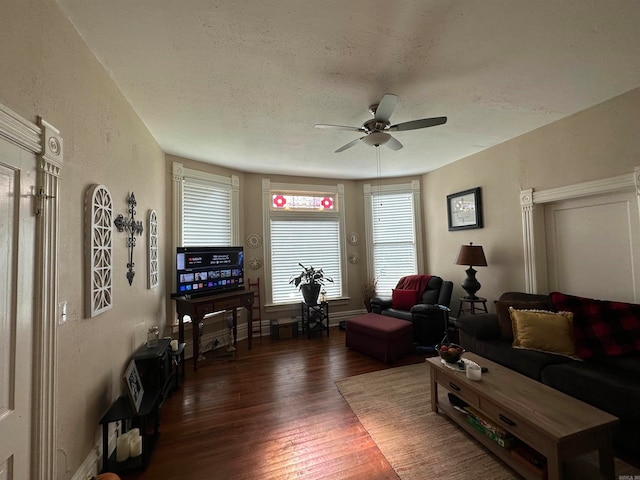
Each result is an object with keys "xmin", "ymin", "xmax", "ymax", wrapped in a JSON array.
[{"xmin": 70, "ymin": 440, "xmax": 100, "ymax": 480}]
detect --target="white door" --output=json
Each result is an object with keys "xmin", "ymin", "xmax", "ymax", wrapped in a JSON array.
[{"xmin": 0, "ymin": 139, "xmax": 36, "ymax": 478}]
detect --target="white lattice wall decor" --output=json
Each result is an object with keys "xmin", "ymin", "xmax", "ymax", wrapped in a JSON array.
[
  {"xmin": 86, "ymin": 184, "xmax": 113, "ymax": 317},
  {"xmin": 148, "ymin": 209, "xmax": 159, "ymax": 289}
]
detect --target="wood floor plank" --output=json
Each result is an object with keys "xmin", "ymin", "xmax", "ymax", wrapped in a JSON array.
[{"xmin": 119, "ymin": 326, "xmax": 427, "ymax": 480}]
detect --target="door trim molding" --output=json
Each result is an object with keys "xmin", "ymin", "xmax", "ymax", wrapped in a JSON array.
[
  {"xmin": 0, "ymin": 103, "xmax": 61, "ymax": 479},
  {"xmin": 520, "ymin": 167, "xmax": 640, "ymax": 293}
]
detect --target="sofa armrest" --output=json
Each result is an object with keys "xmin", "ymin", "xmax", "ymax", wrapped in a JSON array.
[
  {"xmin": 455, "ymin": 313, "xmax": 500, "ymax": 340},
  {"xmin": 410, "ymin": 303, "xmax": 444, "ymax": 315},
  {"xmin": 370, "ymin": 295, "xmax": 392, "ymax": 309}
]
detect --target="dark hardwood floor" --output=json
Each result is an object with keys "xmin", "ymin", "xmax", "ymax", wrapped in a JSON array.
[{"xmin": 120, "ymin": 327, "xmax": 427, "ymax": 480}]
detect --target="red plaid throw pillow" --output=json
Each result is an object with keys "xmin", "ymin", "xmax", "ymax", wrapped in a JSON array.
[{"xmin": 550, "ymin": 292, "xmax": 640, "ymax": 359}]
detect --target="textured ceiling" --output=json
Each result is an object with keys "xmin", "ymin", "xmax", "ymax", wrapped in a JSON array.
[{"xmin": 55, "ymin": 0, "xmax": 640, "ymax": 180}]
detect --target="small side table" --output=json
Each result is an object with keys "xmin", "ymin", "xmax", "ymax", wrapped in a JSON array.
[
  {"xmin": 457, "ymin": 297, "xmax": 488, "ymax": 317},
  {"xmin": 301, "ymin": 301, "xmax": 330, "ymax": 338},
  {"xmin": 99, "ymin": 392, "xmax": 160, "ymax": 474}
]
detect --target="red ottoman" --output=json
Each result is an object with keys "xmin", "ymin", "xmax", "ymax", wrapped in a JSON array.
[{"xmin": 345, "ymin": 313, "xmax": 413, "ymax": 364}]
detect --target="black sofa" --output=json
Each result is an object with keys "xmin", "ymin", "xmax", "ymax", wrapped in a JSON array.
[
  {"xmin": 370, "ymin": 275, "xmax": 453, "ymax": 347},
  {"xmin": 456, "ymin": 291, "xmax": 640, "ymax": 461}
]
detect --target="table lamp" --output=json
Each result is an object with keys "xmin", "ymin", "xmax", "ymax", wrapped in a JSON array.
[{"xmin": 455, "ymin": 242, "xmax": 488, "ymax": 300}]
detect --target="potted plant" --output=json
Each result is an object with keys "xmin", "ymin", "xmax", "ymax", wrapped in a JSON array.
[{"xmin": 289, "ymin": 263, "xmax": 333, "ymax": 304}]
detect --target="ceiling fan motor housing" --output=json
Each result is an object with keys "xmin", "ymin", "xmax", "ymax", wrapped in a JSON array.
[{"xmin": 363, "ymin": 119, "xmax": 389, "ymax": 133}]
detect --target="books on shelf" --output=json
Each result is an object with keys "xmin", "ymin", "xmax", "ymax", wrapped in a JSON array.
[
  {"xmin": 463, "ymin": 406, "xmax": 517, "ymax": 449},
  {"xmin": 447, "ymin": 393, "xmax": 548, "ymax": 478}
]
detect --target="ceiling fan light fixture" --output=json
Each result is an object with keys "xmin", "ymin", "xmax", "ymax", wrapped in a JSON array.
[{"xmin": 362, "ymin": 131, "xmax": 390, "ymax": 147}]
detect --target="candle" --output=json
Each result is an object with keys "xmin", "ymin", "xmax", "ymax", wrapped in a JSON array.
[
  {"xmin": 466, "ymin": 363, "xmax": 482, "ymax": 381},
  {"xmin": 116, "ymin": 433, "xmax": 130, "ymax": 462},
  {"xmin": 130, "ymin": 435, "xmax": 143, "ymax": 457},
  {"xmin": 170, "ymin": 339, "xmax": 179, "ymax": 351}
]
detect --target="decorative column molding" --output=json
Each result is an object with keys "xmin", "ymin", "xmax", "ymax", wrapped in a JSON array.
[
  {"xmin": 363, "ymin": 184, "xmax": 374, "ymax": 277},
  {"xmin": 231, "ymin": 175, "xmax": 240, "ymax": 245},
  {"xmin": 261, "ymin": 179, "xmax": 273, "ymax": 304},
  {"xmin": 33, "ymin": 117, "xmax": 63, "ymax": 480},
  {"xmin": 635, "ymin": 166, "xmax": 640, "ymax": 200},
  {"xmin": 336, "ymin": 183, "xmax": 348, "ymax": 290},
  {"xmin": 519, "ymin": 189, "xmax": 536, "ymax": 293},
  {"xmin": 172, "ymin": 162, "xmax": 185, "ymax": 294},
  {"xmin": 411, "ymin": 180, "xmax": 424, "ymax": 273}
]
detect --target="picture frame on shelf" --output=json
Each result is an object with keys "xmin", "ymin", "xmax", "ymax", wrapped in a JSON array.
[
  {"xmin": 124, "ymin": 359, "xmax": 144, "ymax": 413},
  {"xmin": 447, "ymin": 187, "xmax": 483, "ymax": 231}
]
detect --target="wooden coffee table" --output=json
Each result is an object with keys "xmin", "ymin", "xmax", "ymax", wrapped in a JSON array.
[{"xmin": 427, "ymin": 353, "xmax": 618, "ymax": 480}]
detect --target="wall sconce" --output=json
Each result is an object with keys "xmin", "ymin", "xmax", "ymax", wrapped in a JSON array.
[{"xmin": 115, "ymin": 192, "xmax": 144, "ymax": 285}]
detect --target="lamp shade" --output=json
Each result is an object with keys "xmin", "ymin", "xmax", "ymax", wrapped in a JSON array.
[{"xmin": 455, "ymin": 243, "xmax": 487, "ymax": 267}]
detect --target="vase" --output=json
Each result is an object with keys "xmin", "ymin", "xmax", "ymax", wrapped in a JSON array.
[
  {"xmin": 301, "ymin": 284, "xmax": 321, "ymax": 305},
  {"xmin": 364, "ymin": 299, "xmax": 372, "ymax": 313}
]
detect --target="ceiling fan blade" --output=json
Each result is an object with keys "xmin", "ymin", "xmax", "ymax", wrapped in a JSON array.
[
  {"xmin": 388, "ymin": 116, "xmax": 447, "ymax": 132},
  {"xmin": 315, "ymin": 124, "xmax": 364, "ymax": 132},
  {"xmin": 374, "ymin": 94, "xmax": 398, "ymax": 122},
  {"xmin": 385, "ymin": 135, "xmax": 403, "ymax": 151},
  {"xmin": 335, "ymin": 137, "xmax": 364, "ymax": 153}
]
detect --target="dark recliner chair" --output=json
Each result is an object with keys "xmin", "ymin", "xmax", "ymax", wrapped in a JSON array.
[{"xmin": 370, "ymin": 275, "xmax": 453, "ymax": 347}]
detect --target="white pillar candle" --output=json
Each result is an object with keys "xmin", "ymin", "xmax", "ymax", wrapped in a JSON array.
[
  {"xmin": 170, "ymin": 339, "xmax": 179, "ymax": 351},
  {"xmin": 128, "ymin": 428, "xmax": 140, "ymax": 438},
  {"xmin": 130, "ymin": 434, "xmax": 143, "ymax": 457},
  {"xmin": 116, "ymin": 433, "xmax": 130, "ymax": 462},
  {"xmin": 466, "ymin": 363, "xmax": 482, "ymax": 381}
]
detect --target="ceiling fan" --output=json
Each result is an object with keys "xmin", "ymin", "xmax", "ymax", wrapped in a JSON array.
[{"xmin": 314, "ymin": 93, "xmax": 447, "ymax": 153}]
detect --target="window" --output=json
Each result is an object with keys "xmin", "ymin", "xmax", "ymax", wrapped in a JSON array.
[
  {"xmin": 364, "ymin": 181, "xmax": 423, "ymax": 296},
  {"xmin": 172, "ymin": 162, "xmax": 239, "ymax": 291},
  {"xmin": 263, "ymin": 180, "xmax": 346, "ymax": 305},
  {"xmin": 182, "ymin": 176, "xmax": 232, "ymax": 246}
]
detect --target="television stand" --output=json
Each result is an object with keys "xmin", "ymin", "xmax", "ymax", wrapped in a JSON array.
[{"xmin": 174, "ymin": 290, "xmax": 255, "ymax": 371}]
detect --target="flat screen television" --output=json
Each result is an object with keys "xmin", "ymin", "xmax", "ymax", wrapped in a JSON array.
[{"xmin": 175, "ymin": 246, "xmax": 245, "ymax": 297}]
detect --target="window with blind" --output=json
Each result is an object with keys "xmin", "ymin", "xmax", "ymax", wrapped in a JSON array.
[
  {"xmin": 270, "ymin": 219, "xmax": 342, "ymax": 304},
  {"xmin": 365, "ymin": 182, "xmax": 422, "ymax": 296},
  {"xmin": 182, "ymin": 177, "xmax": 232, "ymax": 246},
  {"xmin": 263, "ymin": 180, "xmax": 346, "ymax": 305}
]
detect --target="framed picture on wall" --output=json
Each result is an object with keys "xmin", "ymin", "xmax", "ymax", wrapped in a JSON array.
[
  {"xmin": 124, "ymin": 360, "xmax": 144, "ymax": 413},
  {"xmin": 447, "ymin": 187, "xmax": 483, "ymax": 231}
]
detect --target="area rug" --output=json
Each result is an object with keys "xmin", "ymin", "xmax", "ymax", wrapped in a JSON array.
[{"xmin": 335, "ymin": 362, "xmax": 640, "ymax": 480}]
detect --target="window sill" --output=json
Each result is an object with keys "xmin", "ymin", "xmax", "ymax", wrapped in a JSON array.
[{"xmin": 264, "ymin": 296, "xmax": 351, "ymax": 314}]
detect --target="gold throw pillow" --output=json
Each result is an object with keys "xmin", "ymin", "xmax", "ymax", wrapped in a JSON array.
[{"xmin": 509, "ymin": 307, "xmax": 576, "ymax": 357}]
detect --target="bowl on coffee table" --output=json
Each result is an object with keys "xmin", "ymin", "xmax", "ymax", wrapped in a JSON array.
[{"xmin": 436, "ymin": 343, "xmax": 465, "ymax": 364}]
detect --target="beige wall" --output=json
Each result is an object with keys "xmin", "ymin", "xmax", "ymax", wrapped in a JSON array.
[
  {"xmin": 2, "ymin": 1, "xmax": 639, "ymax": 478},
  {"xmin": 424, "ymin": 87, "xmax": 640, "ymax": 313},
  {"xmin": 1, "ymin": 1, "xmax": 166, "ymax": 478}
]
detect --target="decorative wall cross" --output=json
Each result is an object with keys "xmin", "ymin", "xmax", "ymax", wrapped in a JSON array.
[{"xmin": 114, "ymin": 192, "xmax": 144, "ymax": 285}]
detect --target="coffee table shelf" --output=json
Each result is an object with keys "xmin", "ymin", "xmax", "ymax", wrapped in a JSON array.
[
  {"xmin": 438, "ymin": 399, "xmax": 543, "ymax": 480},
  {"xmin": 427, "ymin": 353, "xmax": 618, "ymax": 480}
]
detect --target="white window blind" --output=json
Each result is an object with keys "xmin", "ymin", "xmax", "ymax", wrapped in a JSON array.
[
  {"xmin": 270, "ymin": 219, "xmax": 342, "ymax": 304},
  {"xmin": 371, "ymin": 192, "xmax": 417, "ymax": 295},
  {"xmin": 182, "ymin": 177, "xmax": 232, "ymax": 246}
]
